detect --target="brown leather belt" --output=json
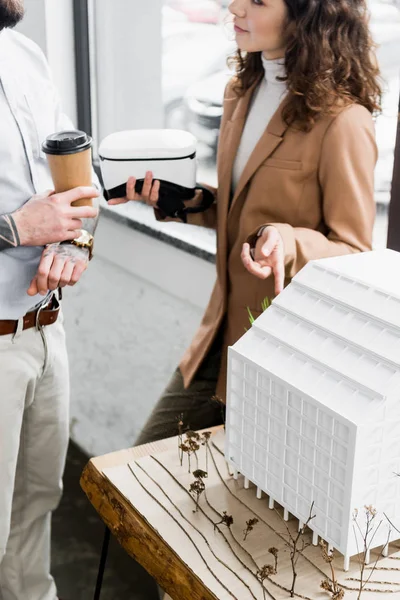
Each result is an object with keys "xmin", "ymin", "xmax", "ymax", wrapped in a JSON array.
[{"xmin": 0, "ymin": 295, "xmax": 60, "ymax": 336}]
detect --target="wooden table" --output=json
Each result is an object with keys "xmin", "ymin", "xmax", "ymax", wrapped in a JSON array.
[{"xmin": 80, "ymin": 427, "xmax": 223, "ymax": 600}]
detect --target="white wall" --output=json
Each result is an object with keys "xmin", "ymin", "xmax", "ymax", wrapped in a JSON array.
[
  {"xmin": 93, "ymin": 0, "xmax": 164, "ymax": 144},
  {"xmin": 44, "ymin": 0, "xmax": 78, "ymax": 126},
  {"xmin": 16, "ymin": 0, "xmax": 77, "ymax": 125},
  {"xmin": 15, "ymin": 0, "xmax": 47, "ymax": 53}
]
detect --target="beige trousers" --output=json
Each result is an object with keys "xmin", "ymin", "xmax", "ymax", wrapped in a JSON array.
[{"xmin": 0, "ymin": 315, "xmax": 69, "ymax": 600}]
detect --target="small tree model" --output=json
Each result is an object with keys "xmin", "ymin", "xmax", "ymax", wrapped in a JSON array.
[
  {"xmin": 179, "ymin": 430, "xmax": 201, "ymax": 473},
  {"xmin": 352, "ymin": 506, "xmax": 391, "ymax": 600},
  {"xmin": 256, "ymin": 548, "xmax": 279, "ymax": 600},
  {"xmin": 201, "ymin": 431, "xmax": 212, "ymax": 473},
  {"xmin": 320, "ymin": 541, "xmax": 345, "ymax": 599},
  {"xmin": 214, "ymin": 511, "xmax": 234, "ymax": 532},
  {"xmin": 243, "ymin": 518, "xmax": 259, "ymax": 542},
  {"xmin": 189, "ymin": 469, "xmax": 208, "ymax": 513},
  {"xmin": 278, "ymin": 502, "xmax": 315, "ymax": 598},
  {"xmin": 176, "ymin": 413, "xmax": 184, "ymax": 466}
]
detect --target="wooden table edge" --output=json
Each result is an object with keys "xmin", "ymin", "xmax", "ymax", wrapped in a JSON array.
[{"xmin": 80, "ymin": 427, "xmax": 224, "ymax": 600}]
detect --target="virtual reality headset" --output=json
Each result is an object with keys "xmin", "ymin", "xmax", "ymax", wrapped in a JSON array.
[{"xmin": 99, "ymin": 129, "xmax": 214, "ymax": 222}]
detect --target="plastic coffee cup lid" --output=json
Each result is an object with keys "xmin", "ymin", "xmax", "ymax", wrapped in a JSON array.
[{"xmin": 42, "ymin": 130, "xmax": 92, "ymax": 156}]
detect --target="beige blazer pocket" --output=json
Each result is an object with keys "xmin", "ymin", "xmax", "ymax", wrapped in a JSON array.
[{"xmin": 261, "ymin": 158, "xmax": 303, "ymax": 170}]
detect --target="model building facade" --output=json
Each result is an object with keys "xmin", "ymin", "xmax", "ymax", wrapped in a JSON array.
[{"xmin": 226, "ymin": 250, "xmax": 400, "ymax": 567}]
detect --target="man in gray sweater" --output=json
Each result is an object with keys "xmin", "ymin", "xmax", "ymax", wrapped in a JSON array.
[{"xmin": 0, "ymin": 2, "xmax": 99, "ymax": 598}]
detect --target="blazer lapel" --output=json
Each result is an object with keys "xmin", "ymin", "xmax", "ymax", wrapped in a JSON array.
[
  {"xmin": 216, "ymin": 81, "xmax": 259, "ymax": 277},
  {"xmin": 217, "ymin": 81, "xmax": 259, "ymax": 213},
  {"xmin": 228, "ymin": 96, "xmax": 290, "ymax": 217}
]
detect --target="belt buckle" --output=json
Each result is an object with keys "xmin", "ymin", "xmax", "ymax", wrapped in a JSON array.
[
  {"xmin": 36, "ymin": 294, "xmax": 60, "ymax": 330},
  {"xmin": 35, "ymin": 302, "xmax": 46, "ymax": 331}
]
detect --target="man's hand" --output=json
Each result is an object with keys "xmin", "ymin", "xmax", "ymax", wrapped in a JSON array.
[
  {"xmin": 13, "ymin": 187, "xmax": 99, "ymax": 247},
  {"xmin": 27, "ymin": 243, "xmax": 89, "ymax": 296},
  {"xmin": 241, "ymin": 226, "xmax": 285, "ymax": 296}
]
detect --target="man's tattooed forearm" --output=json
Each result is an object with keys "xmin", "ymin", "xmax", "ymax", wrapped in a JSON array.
[{"xmin": 0, "ymin": 214, "xmax": 20, "ymax": 251}]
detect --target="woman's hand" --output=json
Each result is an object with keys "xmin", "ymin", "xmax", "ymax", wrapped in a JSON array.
[
  {"xmin": 108, "ymin": 172, "xmax": 160, "ymax": 207},
  {"xmin": 241, "ymin": 225, "xmax": 285, "ymax": 296}
]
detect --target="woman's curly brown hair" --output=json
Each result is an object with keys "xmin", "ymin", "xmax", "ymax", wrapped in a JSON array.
[{"xmin": 230, "ymin": 0, "xmax": 382, "ymax": 131}]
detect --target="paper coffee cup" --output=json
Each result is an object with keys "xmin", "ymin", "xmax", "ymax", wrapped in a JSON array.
[{"xmin": 42, "ymin": 130, "xmax": 93, "ymax": 207}]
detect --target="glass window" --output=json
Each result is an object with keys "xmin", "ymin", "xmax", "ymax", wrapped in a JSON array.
[
  {"xmin": 371, "ymin": 0, "xmax": 400, "ymax": 247},
  {"xmin": 162, "ymin": 1, "xmax": 233, "ymax": 188},
  {"xmin": 161, "ymin": 0, "xmax": 399, "ymax": 245}
]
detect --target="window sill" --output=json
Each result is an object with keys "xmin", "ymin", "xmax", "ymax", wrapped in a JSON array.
[{"xmin": 101, "ymin": 200, "xmax": 217, "ymax": 264}]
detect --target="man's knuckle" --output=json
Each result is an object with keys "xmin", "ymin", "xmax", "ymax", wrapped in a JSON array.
[{"xmin": 53, "ymin": 193, "xmax": 65, "ymax": 205}]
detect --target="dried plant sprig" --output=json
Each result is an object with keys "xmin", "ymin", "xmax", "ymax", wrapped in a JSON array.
[
  {"xmin": 320, "ymin": 540, "xmax": 334, "ymax": 564},
  {"xmin": 201, "ymin": 431, "xmax": 212, "ymax": 472},
  {"xmin": 214, "ymin": 511, "xmax": 234, "ymax": 531},
  {"xmin": 176, "ymin": 413, "xmax": 184, "ymax": 466},
  {"xmin": 321, "ymin": 579, "xmax": 345, "ymax": 599},
  {"xmin": 257, "ymin": 554, "xmax": 278, "ymax": 582},
  {"xmin": 193, "ymin": 468, "xmax": 208, "ymax": 479},
  {"xmin": 268, "ymin": 547, "xmax": 279, "ymax": 574},
  {"xmin": 243, "ymin": 517, "xmax": 259, "ymax": 541},
  {"xmin": 186, "ymin": 429, "xmax": 201, "ymax": 441},
  {"xmin": 189, "ymin": 479, "xmax": 205, "ymax": 513},
  {"xmin": 352, "ymin": 505, "xmax": 392, "ymax": 599},
  {"xmin": 179, "ymin": 430, "xmax": 201, "ymax": 472},
  {"xmin": 277, "ymin": 502, "xmax": 315, "ymax": 598},
  {"xmin": 320, "ymin": 541, "xmax": 344, "ymax": 599},
  {"xmin": 201, "ymin": 431, "xmax": 212, "ymax": 443},
  {"xmin": 257, "ymin": 550, "xmax": 279, "ymax": 600},
  {"xmin": 257, "ymin": 564, "xmax": 276, "ymax": 581}
]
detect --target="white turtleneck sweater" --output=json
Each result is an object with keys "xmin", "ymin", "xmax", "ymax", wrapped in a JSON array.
[{"xmin": 232, "ymin": 56, "xmax": 287, "ymax": 191}]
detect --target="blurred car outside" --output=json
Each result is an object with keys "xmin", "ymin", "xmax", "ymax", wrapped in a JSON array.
[
  {"xmin": 369, "ymin": 0, "xmax": 400, "ymax": 19},
  {"xmin": 162, "ymin": 8, "xmax": 234, "ymax": 129},
  {"xmin": 184, "ymin": 69, "xmax": 231, "ymax": 154},
  {"xmin": 166, "ymin": 0, "xmax": 221, "ymax": 24}
]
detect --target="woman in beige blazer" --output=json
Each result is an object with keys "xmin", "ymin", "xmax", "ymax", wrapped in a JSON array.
[{"xmin": 112, "ymin": 0, "xmax": 381, "ymax": 445}]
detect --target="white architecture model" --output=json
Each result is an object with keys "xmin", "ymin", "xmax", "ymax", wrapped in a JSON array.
[{"xmin": 225, "ymin": 249, "xmax": 400, "ymax": 569}]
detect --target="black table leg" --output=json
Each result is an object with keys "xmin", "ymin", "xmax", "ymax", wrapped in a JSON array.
[{"xmin": 93, "ymin": 526, "xmax": 111, "ymax": 600}]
